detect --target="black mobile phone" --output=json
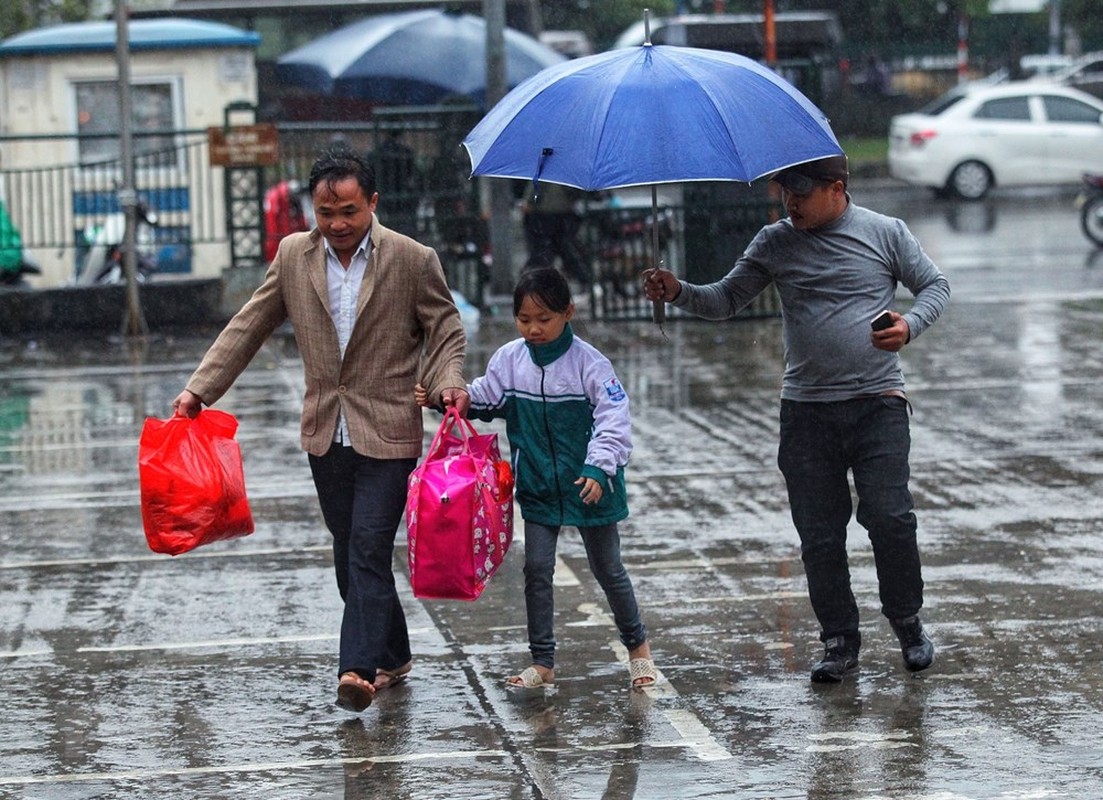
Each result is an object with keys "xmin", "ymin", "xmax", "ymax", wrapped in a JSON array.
[{"xmin": 871, "ymin": 310, "xmax": 893, "ymax": 331}]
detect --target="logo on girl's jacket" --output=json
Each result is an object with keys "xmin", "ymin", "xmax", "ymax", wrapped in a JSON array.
[{"xmin": 603, "ymin": 377, "xmax": 626, "ymax": 402}]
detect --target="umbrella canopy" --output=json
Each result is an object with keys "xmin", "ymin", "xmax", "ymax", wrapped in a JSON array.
[
  {"xmin": 463, "ymin": 43, "xmax": 842, "ymax": 190},
  {"xmin": 275, "ymin": 8, "xmax": 566, "ymax": 107}
]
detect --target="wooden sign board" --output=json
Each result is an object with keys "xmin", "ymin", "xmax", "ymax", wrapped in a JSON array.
[{"xmin": 207, "ymin": 124, "xmax": 279, "ymax": 167}]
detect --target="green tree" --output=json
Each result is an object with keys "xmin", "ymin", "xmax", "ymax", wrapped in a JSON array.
[
  {"xmin": 1, "ymin": 0, "xmax": 95, "ymax": 41},
  {"xmin": 1064, "ymin": 0, "xmax": 1103, "ymax": 51}
]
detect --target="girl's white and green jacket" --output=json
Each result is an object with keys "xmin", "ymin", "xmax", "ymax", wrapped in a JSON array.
[{"xmin": 467, "ymin": 324, "xmax": 631, "ymax": 528}]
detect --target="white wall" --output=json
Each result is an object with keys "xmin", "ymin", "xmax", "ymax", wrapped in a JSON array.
[{"xmin": 0, "ymin": 45, "xmax": 257, "ymax": 286}]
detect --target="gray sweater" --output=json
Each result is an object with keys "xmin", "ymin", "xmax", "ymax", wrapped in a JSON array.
[{"xmin": 673, "ymin": 199, "xmax": 950, "ymax": 402}]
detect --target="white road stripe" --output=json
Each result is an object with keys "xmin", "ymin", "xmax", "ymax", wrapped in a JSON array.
[
  {"xmin": 0, "ymin": 545, "xmax": 332, "ymax": 571},
  {"xmin": 76, "ymin": 633, "xmax": 338, "ymax": 653},
  {"xmin": 553, "ymin": 554, "xmax": 580, "ymax": 587},
  {"xmin": 609, "ymin": 624, "xmax": 731, "ymax": 762},
  {"xmin": 658, "ymin": 710, "xmax": 734, "ymax": 762},
  {"xmin": 0, "ymin": 750, "xmax": 512, "ymax": 787}
]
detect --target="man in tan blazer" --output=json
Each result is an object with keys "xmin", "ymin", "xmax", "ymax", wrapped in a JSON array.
[{"xmin": 174, "ymin": 146, "xmax": 468, "ymax": 713}]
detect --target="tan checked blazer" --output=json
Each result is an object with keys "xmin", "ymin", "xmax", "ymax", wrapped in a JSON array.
[{"xmin": 186, "ymin": 216, "xmax": 466, "ymax": 458}]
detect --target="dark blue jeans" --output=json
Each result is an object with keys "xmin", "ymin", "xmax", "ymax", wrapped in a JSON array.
[
  {"xmin": 777, "ymin": 396, "xmax": 924, "ymax": 647},
  {"xmin": 309, "ymin": 445, "xmax": 416, "ymax": 681},
  {"xmin": 523, "ymin": 521, "xmax": 648, "ymax": 670}
]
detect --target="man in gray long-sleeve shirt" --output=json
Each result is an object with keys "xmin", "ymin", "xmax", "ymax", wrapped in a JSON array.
[{"xmin": 644, "ymin": 155, "xmax": 950, "ymax": 683}]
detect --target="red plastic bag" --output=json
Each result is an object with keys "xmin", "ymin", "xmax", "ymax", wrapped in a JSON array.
[
  {"xmin": 406, "ymin": 408, "xmax": 513, "ymax": 600},
  {"xmin": 138, "ymin": 409, "xmax": 254, "ymax": 555}
]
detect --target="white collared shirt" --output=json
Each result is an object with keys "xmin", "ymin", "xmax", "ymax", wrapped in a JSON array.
[{"xmin": 323, "ymin": 230, "xmax": 372, "ymax": 444}]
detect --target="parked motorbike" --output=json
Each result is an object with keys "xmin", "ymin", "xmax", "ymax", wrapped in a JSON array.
[
  {"xmin": 1078, "ymin": 172, "xmax": 1103, "ymax": 248},
  {"xmin": 74, "ymin": 198, "xmax": 159, "ymax": 285}
]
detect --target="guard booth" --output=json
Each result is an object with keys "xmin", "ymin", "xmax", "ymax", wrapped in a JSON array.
[{"xmin": 0, "ymin": 18, "xmax": 260, "ymax": 287}]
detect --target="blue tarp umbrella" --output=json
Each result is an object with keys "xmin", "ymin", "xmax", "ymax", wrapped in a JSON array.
[
  {"xmin": 463, "ymin": 43, "xmax": 841, "ymax": 189},
  {"xmin": 275, "ymin": 8, "xmax": 565, "ymax": 107},
  {"xmin": 462, "ymin": 39, "xmax": 843, "ymax": 321}
]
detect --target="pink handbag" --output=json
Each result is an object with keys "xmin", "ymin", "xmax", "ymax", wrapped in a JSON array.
[{"xmin": 406, "ymin": 407, "xmax": 514, "ymax": 600}]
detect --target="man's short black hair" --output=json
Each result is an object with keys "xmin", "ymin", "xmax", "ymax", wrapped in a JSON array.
[{"xmin": 309, "ymin": 145, "xmax": 377, "ymax": 200}]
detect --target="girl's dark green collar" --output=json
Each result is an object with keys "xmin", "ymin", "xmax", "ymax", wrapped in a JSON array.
[{"xmin": 525, "ymin": 322, "xmax": 574, "ymax": 367}]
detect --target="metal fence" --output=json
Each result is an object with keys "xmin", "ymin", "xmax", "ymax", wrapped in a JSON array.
[
  {"xmin": 1, "ymin": 113, "xmax": 782, "ymax": 321},
  {"xmin": 0, "ymin": 132, "xmax": 221, "ymax": 275}
]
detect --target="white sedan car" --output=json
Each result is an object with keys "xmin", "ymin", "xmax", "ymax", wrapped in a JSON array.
[{"xmin": 888, "ymin": 82, "xmax": 1103, "ymax": 199}]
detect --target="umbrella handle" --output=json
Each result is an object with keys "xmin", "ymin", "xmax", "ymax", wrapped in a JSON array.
[
  {"xmin": 650, "ymin": 185, "xmax": 665, "ymax": 327},
  {"xmin": 652, "ymin": 298, "xmax": 666, "ymax": 324}
]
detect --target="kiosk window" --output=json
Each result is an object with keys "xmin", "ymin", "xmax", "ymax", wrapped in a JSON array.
[{"xmin": 75, "ymin": 81, "xmax": 177, "ymax": 167}]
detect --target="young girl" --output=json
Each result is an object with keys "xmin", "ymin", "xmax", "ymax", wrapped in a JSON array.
[{"xmin": 417, "ymin": 267, "xmax": 657, "ymax": 689}]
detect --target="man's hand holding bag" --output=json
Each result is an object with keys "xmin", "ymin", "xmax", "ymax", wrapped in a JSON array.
[{"xmin": 138, "ymin": 409, "xmax": 254, "ymax": 556}]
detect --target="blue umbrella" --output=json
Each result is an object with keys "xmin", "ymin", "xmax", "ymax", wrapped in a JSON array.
[
  {"xmin": 463, "ymin": 43, "xmax": 842, "ymax": 189},
  {"xmin": 275, "ymin": 9, "xmax": 565, "ymax": 107},
  {"xmin": 462, "ymin": 41, "xmax": 843, "ymax": 321}
]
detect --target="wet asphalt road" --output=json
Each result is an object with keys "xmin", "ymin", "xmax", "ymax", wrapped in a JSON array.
[{"xmin": 2, "ymin": 185, "xmax": 1103, "ymax": 799}]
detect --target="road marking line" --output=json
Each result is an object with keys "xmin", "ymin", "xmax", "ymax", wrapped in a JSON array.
[
  {"xmin": 0, "ymin": 545, "xmax": 331, "ymax": 571},
  {"xmin": 0, "ymin": 750, "xmax": 512, "ymax": 787},
  {"xmin": 553, "ymin": 554, "xmax": 580, "ymax": 587},
  {"xmin": 659, "ymin": 710, "xmax": 734, "ymax": 762},
  {"xmin": 70, "ymin": 627, "xmax": 436, "ymax": 655},
  {"xmin": 0, "ymin": 648, "xmax": 51, "ymax": 659},
  {"xmin": 807, "ymin": 731, "xmax": 916, "ymax": 752},
  {"xmin": 608, "ymin": 622, "xmax": 730, "ymax": 762},
  {"xmin": 76, "ymin": 633, "xmax": 338, "ymax": 653},
  {"xmin": 649, "ymin": 590, "xmax": 810, "ymax": 605}
]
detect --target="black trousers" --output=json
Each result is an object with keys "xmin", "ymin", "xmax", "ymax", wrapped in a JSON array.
[
  {"xmin": 309, "ymin": 445, "xmax": 416, "ymax": 681},
  {"xmin": 777, "ymin": 396, "xmax": 923, "ymax": 645}
]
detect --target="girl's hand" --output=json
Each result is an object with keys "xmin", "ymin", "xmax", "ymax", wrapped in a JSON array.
[
  {"xmin": 575, "ymin": 476, "xmax": 603, "ymax": 505},
  {"xmin": 414, "ymin": 383, "xmax": 429, "ymax": 407}
]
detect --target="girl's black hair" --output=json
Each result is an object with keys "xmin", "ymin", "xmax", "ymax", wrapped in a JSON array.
[{"xmin": 513, "ymin": 266, "xmax": 572, "ymax": 316}]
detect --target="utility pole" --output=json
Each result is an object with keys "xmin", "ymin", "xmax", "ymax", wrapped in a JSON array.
[
  {"xmin": 1048, "ymin": 0, "xmax": 1062, "ymax": 56},
  {"xmin": 483, "ymin": 0, "xmax": 515, "ymax": 298},
  {"xmin": 115, "ymin": 0, "xmax": 146, "ymax": 335},
  {"xmin": 763, "ymin": 0, "xmax": 776, "ymax": 66},
  {"xmin": 956, "ymin": 11, "xmax": 970, "ymax": 84}
]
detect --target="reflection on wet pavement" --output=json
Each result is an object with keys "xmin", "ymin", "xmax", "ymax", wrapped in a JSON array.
[{"xmin": 3, "ymin": 187, "xmax": 1103, "ymax": 798}]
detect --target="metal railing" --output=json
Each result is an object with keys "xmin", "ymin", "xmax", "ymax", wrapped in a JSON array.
[{"xmin": 1, "ymin": 118, "xmax": 782, "ymax": 321}]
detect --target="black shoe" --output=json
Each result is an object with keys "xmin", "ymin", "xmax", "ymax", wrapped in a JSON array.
[
  {"xmin": 810, "ymin": 636, "xmax": 859, "ymax": 683},
  {"xmin": 891, "ymin": 615, "xmax": 935, "ymax": 672}
]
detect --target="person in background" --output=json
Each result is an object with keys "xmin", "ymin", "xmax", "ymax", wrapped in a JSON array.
[
  {"xmin": 644, "ymin": 154, "xmax": 950, "ymax": 683},
  {"xmin": 370, "ymin": 130, "xmax": 421, "ymax": 236},
  {"xmin": 417, "ymin": 266, "xmax": 657, "ymax": 690},
  {"xmin": 0, "ymin": 198, "xmax": 39, "ymax": 287},
  {"xmin": 522, "ymin": 182, "xmax": 592, "ymax": 287},
  {"xmin": 173, "ymin": 146, "xmax": 468, "ymax": 712}
]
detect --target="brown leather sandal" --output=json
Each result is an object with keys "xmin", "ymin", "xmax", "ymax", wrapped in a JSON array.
[
  {"xmin": 374, "ymin": 661, "xmax": 412, "ymax": 690},
  {"xmin": 336, "ymin": 672, "xmax": 375, "ymax": 712}
]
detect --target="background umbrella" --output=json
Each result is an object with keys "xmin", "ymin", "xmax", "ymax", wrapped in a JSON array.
[
  {"xmin": 462, "ymin": 33, "xmax": 843, "ymax": 322},
  {"xmin": 275, "ymin": 8, "xmax": 566, "ymax": 107}
]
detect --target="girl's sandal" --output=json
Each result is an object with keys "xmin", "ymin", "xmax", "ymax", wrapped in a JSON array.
[
  {"xmin": 629, "ymin": 658, "xmax": 658, "ymax": 688},
  {"xmin": 506, "ymin": 666, "xmax": 555, "ymax": 690}
]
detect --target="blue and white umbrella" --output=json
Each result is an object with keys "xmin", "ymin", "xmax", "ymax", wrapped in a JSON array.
[
  {"xmin": 463, "ymin": 40, "xmax": 842, "ymax": 321},
  {"xmin": 276, "ymin": 8, "xmax": 565, "ymax": 108},
  {"xmin": 463, "ymin": 43, "xmax": 842, "ymax": 191}
]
